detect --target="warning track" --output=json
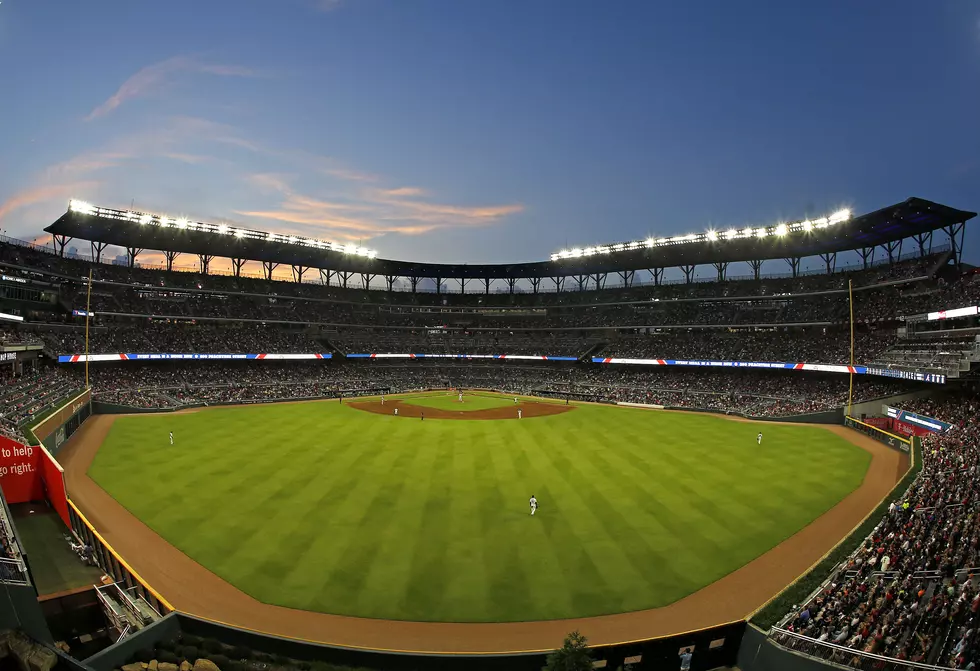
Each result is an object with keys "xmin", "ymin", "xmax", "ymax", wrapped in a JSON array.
[{"xmin": 60, "ymin": 411, "xmax": 903, "ymax": 654}]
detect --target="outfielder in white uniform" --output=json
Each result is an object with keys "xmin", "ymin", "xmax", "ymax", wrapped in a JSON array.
[
  {"xmin": 458, "ymin": 392, "xmax": 463, "ymax": 402},
  {"xmin": 518, "ymin": 408, "xmax": 522, "ymax": 419},
  {"xmin": 169, "ymin": 431, "xmax": 173, "ymax": 445},
  {"xmin": 529, "ymin": 495, "xmax": 538, "ymax": 516},
  {"xmin": 757, "ymin": 432, "xmax": 763, "ymax": 445}
]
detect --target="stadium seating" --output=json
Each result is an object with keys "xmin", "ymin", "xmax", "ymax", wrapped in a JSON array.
[{"xmin": 775, "ymin": 390, "xmax": 980, "ymax": 667}]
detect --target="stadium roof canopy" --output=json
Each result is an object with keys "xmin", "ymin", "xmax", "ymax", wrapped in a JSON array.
[{"xmin": 45, "ymin": 197, "xmax": 974, "ymax": 282}]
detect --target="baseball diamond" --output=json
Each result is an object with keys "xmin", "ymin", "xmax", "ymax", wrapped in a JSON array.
[{"xmin": 78, "ymin": 393, "xmax": 878, "ymax": 624}]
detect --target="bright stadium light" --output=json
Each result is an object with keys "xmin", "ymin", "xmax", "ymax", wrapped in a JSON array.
[
  {"xmin": 65, "ymin": 199, "xmax": 380, "ymax": 258},
  {"xmin": 548, "ymin": 206, "xmax": 855, "ymax": 261}
]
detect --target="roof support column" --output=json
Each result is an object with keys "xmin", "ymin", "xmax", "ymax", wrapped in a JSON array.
[
  {"xmin": 340, "ymin": 271, "xmax": 352, "ymax": 289},
  {"xmin": 530, "ymin": 277, "xmax": 541, "ymax": 294},
  {"xmin": 90, "ymin": 241, "xmax": 108, "ymax": 264},
  {"xmin": 126, "ymin": 247, "xmax": 143, "ymax": 269},
  {"xmin": 943, "ymin": 221, "xmax": 966, "ymax": 267},
  {"xmin": 457, "ymin": 278, "xmax": 467, "ymax": 294},
  {"xmin": 292, "ymin": 265, "xmax": 307, "ymax": 283},
  {"xmin": 552, "ymin": 276, "xmax": 565, "ymax": 292},
  {"xmin": 617, "ymin": 270, "xmax": 635, "ymax": 288},
  {"xmin": 361, "ymin": 273, "xmax": 375, "ymax": 290},
  {"xmin": 484, "ymin": 278, "xmax": 491, "ymax": 294},
  {"xmin": 590, "ymin": 273, "xmax": 606, "ymax": 291},
  {"xmin": 819, "ymin": 252, "xmax": 836, "ymax": 275},
  {"xmin": 199, "ymin": 254, "xmax": 214, "ymax": 275},
  {"xmin": 858, "ymin": 247, "xmax": 875, "ymax": 270},
  {"xmin": 574, "ymin": 275, "xmax": 587, "ymax": 291},
  {"xmin": 164, "ymin": 250, "xmax": 180, "ymax": 272},
  {"xmin": 384, "ymin": 275, "xmax": 395, "ymax": 291},
  {"xmin": 712, "ymin": 261, "xmax": 728, "ymax": 282},
  {"xmin": 785, "ymin": 257, "xmax": 800, "ymax": 278},
  {"xmin": 435, "ymin": 277, "xmax": 442, "ymax": 294},
  {"xmin": 410, "ymin": 277, "xmax": 419, "ymax": 293},
  {"xmin": 648, "ymin": 268, "xmax": 664, "ymax": 286},
  {"xmin": 680, "ymin": 265, "xmax": 695, "ymax": 284},
  {"xmin": 913, "ymin": 231, "xmax": 933, "ymax": 258},
  {"xmin": 748, "ymin": 259, "xmax": 763, "ymax": 281},
  {"xmin": 506, "ymin": 278, "xmax": 517, "ymax": 294},
  {"xmin": 52, "ymin": 234, "xmax": 72, "ymax": 257},
  {"xmin": 262, "ymin": 261, "xmax": 279, "ymax": 280},
  {"xmin": 231, "ymin": 258, "xmax": 246, "ymax": 278},
  {"xmin": 881, "ymin": 239, "xmax": 902, "ymax": 264}
]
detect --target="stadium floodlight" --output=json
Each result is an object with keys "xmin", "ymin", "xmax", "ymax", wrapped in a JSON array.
[
  {"xmin": 548, "ymin": 207, "xmax": 853, "ymax": 261},
  {"xmin": 66, "ymin": 199, "xmax": 379, "ymax": 258}
]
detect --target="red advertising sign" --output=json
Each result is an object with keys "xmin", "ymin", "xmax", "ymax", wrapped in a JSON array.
[{"xmin": 0, "ymin": 435, "xmax": 42, "ymax": 503}]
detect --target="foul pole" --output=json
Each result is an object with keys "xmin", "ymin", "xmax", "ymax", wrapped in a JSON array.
[
  {"xmin": 84, "ymin": 270, "xmax": 93, "ymax": 388},
  {"xmin": 847, "ymin": 279, "xmax": 855, "ymax": 416}
]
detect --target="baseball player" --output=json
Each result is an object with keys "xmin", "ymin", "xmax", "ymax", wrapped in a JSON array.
[
  {"xmin": 381, "ymin": 395, "xmax": 385, "ymax": 405},
  {"xmin": 518, "ymin": 408, "xmax": 523, "ymax": 419},
  {"xmin": 458, "ymin": 391, "xmax": 463, "ymax": 403},
  {"xmin": 757, "ymin": 432, "xmax": 763, "ymax": 445},
  {"xmin": 169, "ymin": 431, "xmax": 174, "ymax": 446},
  {"xmin": 514, "ymin": 397, "xmax": 518, "ymax": 404},
  {"xmin": 394, "ymin": 407, "xmax": 398, "ymax": 416},
  {"xmin": 529, "ymin": 494, "xmax": 538, "ymax": 516}
]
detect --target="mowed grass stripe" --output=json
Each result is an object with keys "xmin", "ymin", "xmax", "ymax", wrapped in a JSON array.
[{"xmin": 89, "ymin": 398, "xmax": 871, "ymax": 622}]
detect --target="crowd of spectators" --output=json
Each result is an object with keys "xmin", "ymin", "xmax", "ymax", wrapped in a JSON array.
[
  {"xmin": 0, "ymin": 367, "xmax": 79, "ymax": 439},
  {"xmin": 776, "ymin": 389, "xmax": 980, "ymax": 668}
]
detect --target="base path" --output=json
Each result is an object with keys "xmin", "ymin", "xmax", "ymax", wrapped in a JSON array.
[
  {"xmin": 348, "ymin": 399, "xmax": 572, "ymax": 419},
  {"xmin": 60, "ymin": 413, "xmax": 904, "ymax": 654}
]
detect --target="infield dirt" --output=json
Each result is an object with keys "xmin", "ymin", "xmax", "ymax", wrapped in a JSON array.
[
  {"xmin": 60, "ymin": 410, "xmax": 903, "ymax": 653},
  {"xmin": 348, "ymin": 398, "xmax": 572, "ymax": 419}
]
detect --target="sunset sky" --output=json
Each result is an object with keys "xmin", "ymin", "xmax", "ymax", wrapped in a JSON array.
[{"xmin": 1, "ymin": 0, "xmax": 979, "ymax": 275}]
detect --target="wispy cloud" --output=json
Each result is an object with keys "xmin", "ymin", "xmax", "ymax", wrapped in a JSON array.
[
  {"xmin": 313, "ymin": 0, "xmax": 344, "ymax": 12},
  {"xmin": 236, "ymin": 175, "xmax": 523, "ymax": 241},
  {"xmin": 86, "ymin": 56, "xmax": 263, "ymax": 121},
  {"xmin": 0, "ymin": 182, "xmax": 99, "ymax": 224}
]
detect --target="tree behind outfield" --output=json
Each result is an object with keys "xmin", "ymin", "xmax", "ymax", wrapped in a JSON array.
[{"xmin": 545, "ymin": 630, "xmax": 592, "ymax": 671}]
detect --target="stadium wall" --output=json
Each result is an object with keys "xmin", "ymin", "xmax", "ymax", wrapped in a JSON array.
[
  {"xmin": 739, "ymin": 624, "xmax": 837, "ymax": 671},
  {"xmin": 82, "ymin": 612, "xmax": 744, "ymax": 671},
  {"xmin": 27, "ymin": 389, "xmax": 92, "ymax": 456}
]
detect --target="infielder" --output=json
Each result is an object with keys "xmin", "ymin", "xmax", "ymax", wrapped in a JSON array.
[
  {"xmin": 757, "ymin": 432, "xmax": 763, "ymax": 445},
  {"xmin": 169, "ymin": 431, "xmax": 174, "ymax": 445},
  {"xmin": 529, "ymin": 494, "xmax": 538, "ymax": 516},
  {"xmin": 518, "ymin": 408, "xmax": 523, "ymax": 419},
  {"xmin": 394, "ymin": 407, "xmax": 398, "ymax": 416},
  {"xmin": 381, "ymin": 395, "xmax": 385, "ymax": 405},
  {"xmin": 514, "ymin": 397, "xmax": 518, "ymax": 404},
  {"xmin": 458, "ymin": 391, "xmax": 463, "ymax": 403}
]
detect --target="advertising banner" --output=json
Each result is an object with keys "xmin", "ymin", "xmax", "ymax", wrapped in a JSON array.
[
  {"xmin": 0, "ymin": 436, "xmax": 42, "ymax": 503},
  {"xmin": 59, "ymin": 353, "xmax": 333, "ymax": 362},
  {"xmin": 884, "ymin": 406, "xmax": 952, "ymax": 434}
]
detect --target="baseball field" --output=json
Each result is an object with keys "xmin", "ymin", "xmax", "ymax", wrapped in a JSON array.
[{"xmin": 86, "ymin": 392, "xmax": 872, "ymax": 623}]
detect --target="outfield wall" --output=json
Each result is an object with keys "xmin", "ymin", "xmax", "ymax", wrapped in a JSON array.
[{"xmin": 81, "ymin": 611, "xmax": 744, "ymax": 671}]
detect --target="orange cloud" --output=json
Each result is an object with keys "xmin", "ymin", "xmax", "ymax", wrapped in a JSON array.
[
  {"xmin": 0, "ymin": 183, "xmax": 99, "ymax": 223},
  {"xmin": 380, "ymin": 187, "xmax": 426, "ymax": 197}
]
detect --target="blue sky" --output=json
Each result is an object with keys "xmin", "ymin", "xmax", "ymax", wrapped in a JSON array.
[{"xmin": 1, "ymin": 0, "xmax": 978, "ymax": 273}]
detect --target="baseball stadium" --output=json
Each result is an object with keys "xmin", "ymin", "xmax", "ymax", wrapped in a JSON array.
[{"xmin": 0, "ymin": 196, "xmax": 977, "ymax": 671}]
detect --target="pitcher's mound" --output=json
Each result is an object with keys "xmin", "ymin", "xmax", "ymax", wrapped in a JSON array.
[{"xmin": 349, "ymin": 399, "xmax": 574, "ymax": 420}]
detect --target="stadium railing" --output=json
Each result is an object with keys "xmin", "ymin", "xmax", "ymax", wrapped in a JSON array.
[
  {"xmin": 67, "ymin": 500, "xmax": 174, "ymax": 618},
  {"xmin": 767, "ymin": 627, "xmax": 953, "ymax": 671}
]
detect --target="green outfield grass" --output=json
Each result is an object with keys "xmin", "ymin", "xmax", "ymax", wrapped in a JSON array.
[
  {"xmin": 89, "ymin": 395, "xmax": 871, "ymax": 622},
  {"xmin": 400, "ymin": 392, "xmax": 518, "ymax": 411}
]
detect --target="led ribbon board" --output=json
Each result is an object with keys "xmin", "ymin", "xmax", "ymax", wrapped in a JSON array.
[
  {"xmin": 592, "ymin": 357, "xmax": 947, "ymax": 383},
  {"xmin": 58, "ymin": 353, "xmax": 333, "ymax": 362},
  {"xmin": 885, "ymin": 406, "xmax": 953, "ymax": 433},
  {"xmin": 345, "ymin": 354, "xmax": 578, "ymax": 360}
]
